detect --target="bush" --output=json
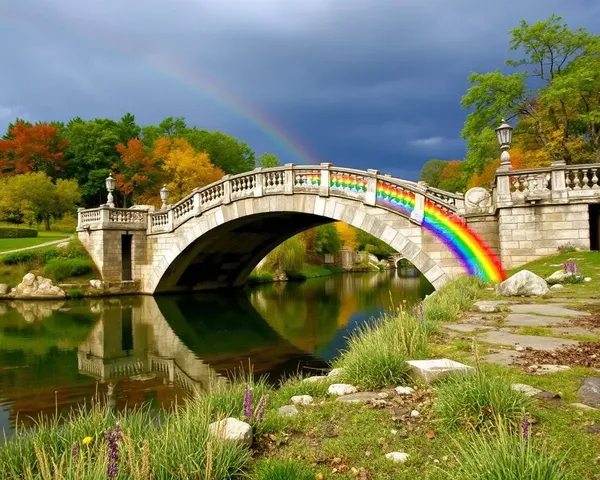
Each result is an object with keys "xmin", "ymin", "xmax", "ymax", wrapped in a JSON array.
[
  {"xmin": 248, "ymin": 271, "xmax": 275, "ymax": 284},
  {"xmin": 43, "ymin": 258, "xmax": 94, "ymax": 281},
  {"xmin": 252, "ymin": 459, "xmax": 314, "ymax": 480},
  {"xmin": 0, "ymin": 250, "xmax": 38, "ymax": 265},
  {"xmin": 0, "ymin": 227, "xmax": 38, "ymax": 238},
  {"xmin": 67, "ymin": 288, "xmax": 85, "ymax": 299},
  {"xmin": 434, "ymin": 371, "xmax": 530, "ymax": 430},
  {"xmin": 263, "ymin": 236, "xmax": 306, "ymax": 274},
  {"xmin": 447, "ymin": 420, "xmax": 572, "ymax": 480},
  {"xmin": 335, "ymin": 311, "xmax": 430, "ymax": 389},
  {"xmin": 423, "ymin": 276, "xmax": 483, "ymax": 323}
]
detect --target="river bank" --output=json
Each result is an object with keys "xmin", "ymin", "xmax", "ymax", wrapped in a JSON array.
[{"xmin": 2, "ymin": 254, "xmax": 599, "ymax": 478}]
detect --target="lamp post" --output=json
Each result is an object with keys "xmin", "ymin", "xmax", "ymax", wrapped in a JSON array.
[
  {"xmin": 105, "ymin": 173, "xmax": 116, "ymax": 208},
  {"xmin": 495, "ymin": 118, "xmax": 513, "ymax": 171},
  {"xmin": 160, "ymin": 184, "xmax": 169, "ymax": 210}
]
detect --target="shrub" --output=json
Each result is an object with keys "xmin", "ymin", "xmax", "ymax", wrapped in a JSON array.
[
  {"xmin": 263, "ymin": 236, "xmax": 306, "ymax": 274},
  {"xmin": 434, "ymin": 371, "xmax": 530, "ymax": 430},
  {"xmin": 335, "ymin": 311, "xmax": 430, "ymax": 389},
  {"xmin": 43, "ymin": 258, "xmax": 94, "ymax": 281},
  {"xmin": 423, "ymin": 276, "xmax": 483, "ymax": 323},
  {"xmin": 252, "ymin": 459, "xmax": 314, "ymax": 480},
  {"xmin": 446, "ymin": 420, "xmax": 572, "ymax": 480},
  {"xmin": 557, "ymin": 242, "xmax": 577, "ymax": 253},
  {"xmin": 0, "ymin": 250, "xmax": 38, "ymax": 265},
  {"xmin": 0, "ymin": 227, "xmax": 38, "ymax": 238},
  {"xmin": 68, "ymin": 288, "xmax": 85, "ymax": 299},
  {"xmin": 248, "ymin": 271, "xmax": 275, "ymax": 284}
]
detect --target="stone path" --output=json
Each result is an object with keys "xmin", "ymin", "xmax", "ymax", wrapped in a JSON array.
[
  {"xmin": 445, "ymin": 300, "xmax": 600, "ymax": 367},
  {"xmin": 0, "ymin": 236, "xmax": 72, "ymax": 255}
]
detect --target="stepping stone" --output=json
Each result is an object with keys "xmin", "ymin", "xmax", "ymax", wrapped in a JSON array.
[
  {"xmin": 508, "ymin": 304, "xmax": 590, "ymax": 317},
  {"xmin": 551, "ymin": 327, "xmax": 599, "ymax": 337},
  {"xmin": 512, "ymin": 383, "xmax": 543, "ymax": 397},
  {"xmin": 336, "ymin": 392, "xmax": 379, "ymax": 404},
  {"xmin": 570, "ymin": 403, "xmax": 599, "ymax": 411},
  {"xmin": 527, "ymin": 364, "xmax": 571, "ymax": 375},
  {"xmin": 578, "ymin": 377, "xmax": 600, "ymax": 408},
  {"xmin": 291, "ymin": 395, "xmax": 313, "ymax": 405},
  {"xmin": 504, "ymin": 313, "xmax": 568, "ymax": 327},
  {"xmin": 472, "ymin": 300, "xmax": 511, "ymax": 313},
  {"xmin": 406, "ymin": 358, "xmax": 474, "ymax": 384},
  {"xmin": 278, "ymin": 405, "xmax": 299, "ymax": 417},
  {"xmin": 328, "ymin": 384, "xmax": 358, "ymax": 396},
  {"xmin": 443, "ymin": 323, "xmax": 493, "ymax": 333},
  {"xmin": 482, "ymin": 349, "xmax": 518, "ymax": 366},
  {"xmin": 479, "ymin": 331, "xmax": 580, "ymax": 352},
  {"xmin": 395, "ymin": 386, "xmax": 415, "ymax": 395}
]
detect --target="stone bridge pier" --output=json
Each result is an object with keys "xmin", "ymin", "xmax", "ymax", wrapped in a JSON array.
[{"xmin": 77, "ymin": 162, "xmax": 600, "ymax": 294}]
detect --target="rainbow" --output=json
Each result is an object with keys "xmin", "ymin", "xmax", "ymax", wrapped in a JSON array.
[{"xmin": 376, "ymin": 182, "xmax": 506, "ymax": 283}]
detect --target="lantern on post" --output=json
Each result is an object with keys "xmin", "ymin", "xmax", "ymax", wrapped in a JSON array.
[
  {"xmin": 105, "ymin": 173, "xmax": 116, "ymax": 208},
  {"xmin": 495, "ymin": 118, "xmax": 513, "ymax": 171},
  {"xmin": 160, "ymin": 184, "xmax": 170, "ymax": 210}
]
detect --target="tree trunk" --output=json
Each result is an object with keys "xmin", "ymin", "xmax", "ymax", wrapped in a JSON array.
[{"xmin": 44, "ymin": 214, "xmax": 51, "ymax": 231}]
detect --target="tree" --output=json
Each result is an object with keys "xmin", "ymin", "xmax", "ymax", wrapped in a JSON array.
[
  {"xmin": 0, "ymin": 121, "xmax": 67, "ymax": 177},
  {"xmin": 115, "ymin": 138, "xmax": 162, "ymax": 207},
  {"xmin": 438, "ymin": 161, "xmax": 468, "ymax": 193},
  {"xmin": 419, "ymin": 160, "xmax": 448, "ymax": 187},
  {"xmin": 257, "ymin": 152, "xmax": 280, "ymax": 168},
  {"xmin": 0, "ymin": 172, "xmax": 80, "ymax": 230},
  {"xmin": 355, "ymin": 229, "xmax": 396, "ymax": 258},
  {"xmin": 335, "ymin": 222, "xmax": 357, "ymax": 249},
  {"xmin": 160, "ymin": 138, "xmax": 224, "ymax": 202},
  {"xmin": 312, "ymin": 224, "xmax": 342, "ymax": 254},
  {"xmin": 461, "ymin": 14, "xmax": 600, "ymax": 175}
]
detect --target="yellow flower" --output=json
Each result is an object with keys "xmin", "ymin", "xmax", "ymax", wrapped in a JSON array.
[{"xmin": 82, "ymin": 436, "xmax": 93, "ymax": 446}]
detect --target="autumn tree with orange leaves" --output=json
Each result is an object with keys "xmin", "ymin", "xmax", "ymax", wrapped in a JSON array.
[
  {"xmin": 0, "ymin": 121, "xmax": 67, "ymax": 178},
  {"xmin": 114, "ymin": 138, "xmax": 162, "ymax": 207}
]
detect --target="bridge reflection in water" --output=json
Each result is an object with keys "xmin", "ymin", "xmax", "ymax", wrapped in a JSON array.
[{"xmin": 0, "ymin": 272, "xmax": 431, "ymax": 436}]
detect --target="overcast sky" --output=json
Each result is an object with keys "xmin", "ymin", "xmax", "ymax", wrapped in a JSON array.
[{"xmin": 2, "ymin": 1, "xmax": 599, "ymax": 180}]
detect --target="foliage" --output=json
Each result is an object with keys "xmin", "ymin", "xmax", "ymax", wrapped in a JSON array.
[
  {"xmin": 335, "ymin": 222, "xmax": 357, "ymax": 249},
  {"xmin": 0, "ymin": 172, "xmax": 81, "ymax": 230},
  {"xmin": 419, "ymin": 159, "xmax": 448, "ymax": 187},
  {"xmin": 438, "ymin": 160, "xmax": 468, "ymax": 193},
  {"xmin": 248, "ymin": 271, "xmax": 275, "ymax": 284},
  {"xmin": 114, "ymin": 138, "xmax": 161, "ymax": 206},
  {"xmin": 67, "ymin": 288, "xmax": 85, "ymax": 299},
  {"xmin": 0, "ymin": 121, "xmax": 67, "ymax": 178},
  {"xmin": 557, "ymin": 242, "xmax": 577, "ymax": 253},
  {"xmin": 0, "ymin": 227, "xmax": 37, "ymax": 238},
  {"xmin": 42, "ymin": 258, "xmax": 95, "ymax": 281},
  {"xmin": 434, "ymin": 371, "xmax": 530, "ymax": 430},
  {"xmin": 262, "ymin": 236, "xmax": 306, "ymax": 275},
  {"xmin": 422, "ymin": 276, "xmax": 483, "ymax": 323},
  {"xmin": 446, "ymin": 419, "xmax": 572, "ymax": 480},
  {"xmin": 252, "ymin": 459, "xmax": 314, "ymax": 480},
  {"xmin": 257, "ymin": 152, "xmax": 280, "ymax": 168},
  {"xmin": 355, "ymin": 229, "xmax": 396, "ymax": 258},
  {"xmin": 310, "ymin": 224, "xmax": 342, "ymax": 255}
]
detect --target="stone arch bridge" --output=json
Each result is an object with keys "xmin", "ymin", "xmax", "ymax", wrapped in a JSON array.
[{"xmin": 77, "ymin": 162, "xmax": 600, "ymax": 294}]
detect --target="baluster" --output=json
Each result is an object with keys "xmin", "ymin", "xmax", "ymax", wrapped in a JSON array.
[
  {"xmin": 543, "ymin": 173, "xmax": 550, "ymax": 191},
  {"xmin": 573, "ymin": 170, "xmax": 582, "ymax": 190},
  {"xmin": 582, "ymin": 169, "xmax": 591, "ymax": 189},
  {"xmin": 565, "ymin": 172, "xmax": 572, "ymax": 190},
  {"xmin": 591, "ymin": 168, "xmax": 599, "ymax": 189},
  {"xmin": 519, "ymin": 176, "xmax": 527, "ymax": 192}
]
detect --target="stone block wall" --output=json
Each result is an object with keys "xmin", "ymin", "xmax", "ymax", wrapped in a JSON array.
[
  {"xmin": 465, "ymin": 214, "xmax": 500, "ymax": 257},
  {"xmin": 498, "ymin": 204, "xmax": 590, "ymax": 269}
]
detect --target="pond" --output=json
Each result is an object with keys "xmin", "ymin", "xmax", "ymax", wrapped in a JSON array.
[{"xmin": 0, "ymin": 271, "xmax": 432, "ymax": 438}]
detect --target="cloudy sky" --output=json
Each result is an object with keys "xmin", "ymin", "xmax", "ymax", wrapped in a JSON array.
[{"xmin": 2, "ymin": 1, "xmax": 599, "ymax": 180}]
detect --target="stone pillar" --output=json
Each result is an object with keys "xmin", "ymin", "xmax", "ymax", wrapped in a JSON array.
[
  {"xmin": 284, "ymin": 163, "xmax": 294, "ymax": 194},
  {"xmin": 551, "ymin": 163, "xmax": 568, "ymax": 202},
  {"xmin": 410, "ymin": 193, "xmax": 425, "ymax": 225},
  {"xmin": 495, "ymin": 172, "xmax": 512, "ymax": 206},
  {"xmin": 100, "ymin": 206, "xmax": 111, "ymax": 228},
  {"xmin": 192, "ymin": 191, "xmax": 202, "ymax": 215},
  {"xmin": 77, "ymin": 207, "xmax": 84, "ymax": 230},
  {"xmin": 222, "ymin": 175, "xmax": 231, "ymax": 204},
  {"xmin": 166, "ymin": 209, "xmax": 174, "ymax": 232},
  {"xmin": 253, "ymin": 169, "xmax": 264, "ymax": 197},
  {"xmin": 319, "ymin": 163, "xmax": 331, "ymax": 197},
  {"xmin": 365, "ymin": 169, "xmax": 379, "ymax": 206}
]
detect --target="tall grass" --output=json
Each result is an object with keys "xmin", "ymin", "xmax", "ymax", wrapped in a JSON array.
[
  {"xmin": 252, "ymin": 458, "xmax": 314, "ymax": 480},
  {"xmin": 262, "ymin": 236, "xmax": 306, "ymax": 274},
  {"xmin": 445, "ymin": 419, "xmax": 573, "ymax": 480},
  {"xmin": 422, "ymin": 276, "xmax": 483, "ymax": 323},
  {"xmin": 434, "ymin": 371, "xmax": 530, "ymax": 430}
]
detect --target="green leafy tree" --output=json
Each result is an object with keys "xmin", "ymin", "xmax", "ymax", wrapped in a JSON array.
[
  {"xmin": 312, "ymin": 224, "xmax": 342, "ymax": 254},
  {"xmin": 355, "ymin": 229, "xmax": 396, "ymax": 258},
  {"xmin": 257, "ymin": 152, "xmax": 280, "ymax": 168},
  {"xmin": 418, "ymin": 159, "xmax": 448, "ymax": 187}
]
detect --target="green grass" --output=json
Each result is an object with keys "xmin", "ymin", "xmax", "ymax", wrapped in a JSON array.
[
  {"xmin": 515, "ymin": 326, "xmax": 599, "ymax": 342},
  {"xmin": 0, "ymin": 235, "xmax": 68, "ymax": 253},
  {"xmin": 251, "ymin": 458, "xmax": 315, "ymax": 480}
]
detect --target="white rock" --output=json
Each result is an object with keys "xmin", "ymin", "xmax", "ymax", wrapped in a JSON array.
[
  {"xmin": 89, "ymin": 279, "xmax": 104, "ymax": 289},
  {"xmin": 394, "ymin": 386, "xmax": 415, "ymax": 395},
  {"xmin": 328, "ymin": 368, "xmax": 344, "ymax": 378},
  {"xmin": 22, "ymin": 273, "xmax": 36, "ymax": 287},
  {"xmin": 208, "ymin": 418, "xmax": 253, "ymax": 447},
  {"xmin": 512, "ymin": 383, "xmax": 543, "ymax": 397},
  {"xmin": 10, "ymin": 273, "xmax": 66, "ymax": 298},
  {"xmin": 278, "ymin": 405, "xmax": 299, "ymax": 417},
  {"xmin": 569, "ymin": 403, "xmax": 599, "ymax": 411},
  {"xmin": 534, "ymin": 364, "xmax": 570, "ymax": 375},
  {"xmin": 328, "ymin": 384, "xmax": 358, "ymax": 396},
  {"xmin": 584, "ymin": 277, "xmax": 592, "ymax": 283},
  {"xmin": 406, "ymin": 358, "xmax": 474, "ymax": 384},
  {"xmin": 550, "ymin": 284, "xmax": 565, "ymax": 291},
  {"xmin": 385, "ymin": 452, "xmax": 409, "ymax": 463},
  {"xmin": 0, "ymin": 284, "xmax": 8, "ymax": 295},
  {"xmin": 410, "ymin": 410, "xmax": 420, "ymax": 418},
  {"xmin": 291, "ymin": 395, "xmax": 313, "ymax": 406},
  {"xmin": 303, "ymin": 376, "xmax": 328, "ymax": 383},
  {"xmin": 546, "ymin": 270, "xmax": 573, "ymax": 285},
  {"xmin": 495, "ymin": 270, "xmax": 549, "ymax": 297},
  {"xmin": 472, "ymin": 301, "xmax": 502, "ymax": 313}
]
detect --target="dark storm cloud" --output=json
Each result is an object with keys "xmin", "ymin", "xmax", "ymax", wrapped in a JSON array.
[{"xmin": 2, "ymin": 0, "xmax": 600, "ymax": 179}]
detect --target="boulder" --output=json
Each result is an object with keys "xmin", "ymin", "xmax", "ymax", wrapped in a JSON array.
[
  {"xmin": 394, "ymin": 386, "xmax": 415, "ymax": 395},
  {"xmin": 208, "ymin": 418, "xmax": 252, "ymax": 447},
  {"xmin": 290, "ymin": 395, "xmax": 313, "ymax": 406},
  {"xmin": 89, "ymin": 279, "xmax": 104, "ymax": 290},
  {"xmin": 278, "ymin": 405, "xmax": 299, "ymax": 417},
  {"xmin": 550, "ymin": 284, "xmax": 565, "ymax": 291},
  {"xmin": 10, "ymin": 273, "xmax": 66, "ymax": 299},
  {"xmin": 0, "ymin": 283, "xmax": 8, "ymax": 295},
  {"xmin": 385, "ymin": 452, "xmax": 409, "ymax": 463},
  {"xmin": 584, "ymin": 277, "xmax": 592, "ymax": 283},
  {"xmin": 546, "ymin": 270, "xmax": 574, "ymax": 285},
  {"xmin": 328, "ymin": 384, "xmax": 358, "ymax": 396},
  {"xmin": 472, "ymin": 301, "xmax": 503, "ymax": 313},
  {"xmin": 328, "ymin": 368, "xmax": 344, "ymax": 378},
  {"xmin": 578, "ymin": 377, "xmax": 600, "ymax": 407},
  {"xmin": 495, "ymin": 270, "xmax": 549, "ymax": 297},
  {"xmin": 512, "ymin": 383, "xmax": 543, "ymax": 398}
]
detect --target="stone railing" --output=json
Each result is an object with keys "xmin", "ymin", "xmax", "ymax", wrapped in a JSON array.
[
  {"xmin": 496, "ymin": 162, "xmax": 600, "ymax": 206},
  {"xmin": 77, "ymin": 206, "xmax": 148, "ymax": 230}
]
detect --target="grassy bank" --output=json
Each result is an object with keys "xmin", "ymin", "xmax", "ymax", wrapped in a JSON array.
[
  {"xmin": 248, "ymin": 264, "xmax": 344, "ymax": 284},
  {"xmin": 2, "ymin": 261, "xmax": 599, "ymax": 478}
]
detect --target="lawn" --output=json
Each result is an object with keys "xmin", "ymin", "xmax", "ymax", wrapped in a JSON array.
[{"xmin": 0, "ymin": 234, "xmax": 69, "ymax": 253}]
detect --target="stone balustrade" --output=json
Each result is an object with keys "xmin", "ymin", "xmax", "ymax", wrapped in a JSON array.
[{"xmin": 77, "ymin": 164, "xmax": 464, "ymax": 234}]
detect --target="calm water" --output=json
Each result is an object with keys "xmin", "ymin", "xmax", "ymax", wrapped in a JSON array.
[{"xmin": 0, "ymin": 271, "xmax": 432, "ymax": 437}]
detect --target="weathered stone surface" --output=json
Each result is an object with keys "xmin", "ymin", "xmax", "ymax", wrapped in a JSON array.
[
  {"xmin": 303, "ymin": 376, "xmax": 328, "ymax": 383},
  {"xmin": 569, "ymin": 403, "xmax": 599, "ymax": 411},
  {"xmin": 546, "ymin": 269, "xmax": 576, "ymax": 285},
  {"xmin": 335, "ymin": 392, "xmax": 379, "ymax": 404},
  {"xmin": 0, "ymin": 283, "xmax": 8, "ymax": 295},
  {"xmin": 578, "ymin": 377, "xmax": 600, "ymax": 407},
  {"xmin": 473, "ymin": 301, "xmax": 503, "ymax": 313},
  {"xmin": 328, "ymin": 368, "xmax": 344, "ymax": 378},
  {"xmin": 512, "ymin": 383, "xmax": 542, "ymax": 397},
  {"xmin": 385, "ymin": 452, "xmax": 409, "ymax": 463},
  {"xmin": 527, "ymin": 364, "xmax": 571, "ymax": 375},
  {"xmin": 208, "ymin": 418, "xmax": 252, "ymax": 446},
  {"xmin": 495, "ymin": 270, "xmax": 549, "ymax": 297},
  {"xmin": 278, "ymin": 405, "xmax": 299, "ymax": 417},
  {"xmin": 550, "ymin": 284, "xmax": 565, "ymax": 291},
  {"xmin": 394, "ymin": 386, "xmax": 415, "ymax": 395},
  {"xmin": 503, "ymin": 313, "xmax": 567, "ymax": 327},
  {"xmin": 328, "ymin": 384, "xmax": 358, "ymax": 396},
  {"xmin": 89, "ymin": 279, "xmax": 104, "ymax": 289},
  {"xmin": 584, "ymin": 277, "xmax": 592, "ymax": 283},
  {"xmin": 290, "ymin": 395, "xmax": 313, "ymax": 406},
  {"xmin": 406, "ymin": 359, "xmax": 474, "ymax": 384},
  {"xmin": 479, "ymin": 331, "xmax": 579, "ymax": 351},
  {"xmin": 444, "ymin": 323, "xmax": 493, "ymax": 333},
  {"xmin": 10, "ymin": 274, "xmax": 66, "ymax": 298},
  {"xmin": 508, "ymin": 304, "xmax": 590, "ymax": 317}
]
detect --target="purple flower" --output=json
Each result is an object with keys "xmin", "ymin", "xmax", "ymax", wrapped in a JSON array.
[
  {"xmin": 419, "ymin": 302, "xmax": 424, "ymax": 326},
  {"xmin": 563, "ymin": 262, "xmax": 580, "ymax": 274},
  {"xmin": 243, "ymin": 385, "xmax": 253, "ymax": 421},
  {"xmin": 71, "ymin": 443, "xmax": 79, "ymax": 458},
  {"xmin": 105, "ymin": 424, "xmax": 121, "ymax": 478},
  {"xmin": 254, "ymin": 394, "xmax": 268, "ymax": 422},
  {"xmin": 521, "ymin": 413, "xmax": 529, "ymax": 440}
]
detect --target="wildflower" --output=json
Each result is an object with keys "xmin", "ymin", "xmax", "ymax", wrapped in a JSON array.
[
  {"xmin": 419, "ymin": 302, "xmax": 424, "ymax": 326},
  {"xmin": 105, "ymin": 424, "xmax": 122, "ymax": 478},
  {"xmin": 243, "ymin": 385, "xmax": 253, "ymax": 421},
  {"xmin": 521, "ymin": 412, "xmax": 529, "ymax": 440},
  {"xmin": 82, "ymin": 436, "xmax": 93, "ymax": 446},
  {"xmin": 71, "ymin": 443, "xmax": 80, "ymax": 458},
  {"xmin": 254, "ymin": 394, "xmax": 268, "ymax": 422}
]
